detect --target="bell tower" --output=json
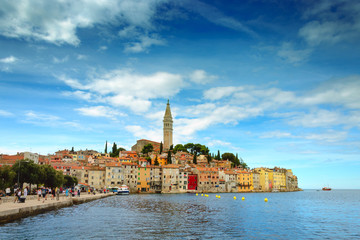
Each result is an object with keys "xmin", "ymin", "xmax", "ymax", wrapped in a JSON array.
[{"xmin": 163, "ymin": 99, "xmax": 173, "ymax": 151}]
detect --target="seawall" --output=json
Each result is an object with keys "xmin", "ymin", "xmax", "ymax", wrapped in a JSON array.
[{"xmin": 0, "ymin": 193, "xmax": 114, "ymax": 224}]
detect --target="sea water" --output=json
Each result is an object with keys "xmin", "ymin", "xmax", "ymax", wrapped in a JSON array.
[{"xmin": 1, "ymin": 190, "xmax": 360, "ymax": 239}]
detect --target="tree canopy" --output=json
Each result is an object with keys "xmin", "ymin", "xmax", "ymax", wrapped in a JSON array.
[{"xmin": 141, "ymin": 143, "xmax": 154, "ymax": 155}]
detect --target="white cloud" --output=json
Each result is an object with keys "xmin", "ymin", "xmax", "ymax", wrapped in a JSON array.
[
  {"xmin": 304, "ymin": 130, "xmax": 348, "ymax": 143},
  {"xmin": 76, "ymin": 106, "xmax": 126, "ymax": 120},
  {"xmin": 178, "ymin": 0, "xmax": 257, "ymax": 37},
  {"xmin": 203, "ymin": 86, "xmax": 242, "ymax": 100},
  {"xmin": 60, "ymin": 69, "xmax": 184, "ymax": 113},
  {"xmin": 189, "ymin": 70, "xmax": 217, "ymax": 84},
  {"xmin": 23, "ymin": 111, "xmax": 81, "ymax": 129},
  {"xmin": 277, "ymin": 42, "xmax": 312, "ymax": 65},
  {"xmin": 260, "ymin": 131, "xmax": 293, "ymax": 139},
  {"xmin": 207, "ymin": 139, "xmax": 231, "ymax": 147},
  {"xmin": 99, "ymin": 46, "xmax": 108, "ymax": 51},
  {"xmin": 0, "ymin": 109, "xmax": 14, "ymax": 117},
  {"xmin": 299, "ymin": 1, "xmax": 360, "ymax": 45},
  {"xmin": 0, "ymin": 0, "xmax": 167, "ymax": 46},
  {"xmin": 301, "ymin": 76, "xmax": 360, "ymax": 109},
  {"xmin": 125, "ymin": 125, "xmax": 162, "ymax": 142},
  {"xmin": 53, "ymin": 56, "xmax": 69, "ymax": 64},
  {"xmin": 76, "ymin": 54, "xmax": 87, "ymax": 60},
  {"xmin": 0, "ymin": 56, "xmax": 18, "ymax": 63},
  {"xmin": 288, "ymin": 109, "xmax": 360, "ymax": 128},
  {"xmin": 124, "ymin": 35, "xmax": 165, "ymax": 53}
]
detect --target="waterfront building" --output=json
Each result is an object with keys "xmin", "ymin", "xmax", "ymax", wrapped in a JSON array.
[
  {"xmin": 163, "ymin": 100, "xmax": 173, "ymax": 151},
  {"xmin": 122, "ymin": 162, "xmax": 138, "ymax": 193},
  {"xmin": 237, "ymin": 170, "xmax": 251, "ymax": 192},
  {"xmin": 162, "ymin": 164, "xmax": 180, "ymax": 193},
  {"xmin": 251, "ymin": 170, "xmax": 260, "ymax": 191},
  {"xmin": 194, "ymin": 167, "xmax": 220, "ymax": 192},
  {"xmin": 88, "ymin": 167, "xmax": 105, "ymax": 190},
  {"xmin": 105, "ymin": 162, "xmax": 124, "ymax": 187},
  {"xmin": 187, "ymin": 174, "xmax": 198, "ymax": 191},
  {"xmin": 255, "ymin": 168, "xmax": 270, "ymax": 191},
  {"xmin": 138, "ymin": 166, "xmax": 151, "ymax": 193},
  {"xmin": 150, "ymin": 165, "xmax": 162, "ymax": 193},
  {"xmin": 178, "ymin": 168, "xmax": 189, "ymax": 192},
  {"xmin": 220, "ymin": 170, "xmax": 238, "ymax": 192},
  {"xmin": 71, "ymin": 166, "xmax": 89, "ymax": 185}
]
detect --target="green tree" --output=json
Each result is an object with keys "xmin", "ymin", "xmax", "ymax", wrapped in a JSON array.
[
  {"xmin": 11, "ymin": 159, "xmax": 41, "ymax": 189},
  {"xmin": 160, "ymin": 142, "xmax": 163, "ymax": 154},
  {"xmin": 173, "ymin": 144, "xmax": 187, "ymax": 154},
  {"xmin": 0, "ymin": 165, "xmax": 16, "ymax": 190},
  {"xmin": 64, "ymin": 175, "xmax": 78, "ymax": 188},
  {"xmin": 206, "ymin": 154, "xmax": 212, "ymax": 164},
  {"xmin": 112, "ymin": 142, "xmax": 117, "ymax": 155},
  {"xmin": 71, "ymin": 147, "xmax": 74, "ymax": 153},
  {"xmin": 141, "ymin": 144, "xmax": 154, "ymax": 155},
  {"xmin": 184, "ymin": 143, "xmax": 195, "ymax": 154},
  {"xmin": 154, "ymin": 156, "xmax": 159, "ymax": 166},
  {"xmin": 145, "ymin": 157, "xmax": 152, "ymax": 164},
  {"xmin": 105, "ymin": 140, "xmax": 108, "ymax": 154},
  {"xmin": 222, "ymin": 153, "xmax": 236, "ymax": 162},
  {"xmin": 40, "ymin": 165, "xmax": 64, "ymax": 188},
  {"xmin": 193, "ymin": 154, "xmax": 197, "ymax": 164},
  {"xmin": 170, "ymin": 144, "xmax": 173, "ymax": 150},
  {"xmin": 167, "ymin": 151, "xmax": 172, "ymax": 164}
]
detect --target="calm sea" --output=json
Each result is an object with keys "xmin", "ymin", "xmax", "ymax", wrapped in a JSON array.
[{"xmin": 1, "ymin": 190, "xmax": 360, "ymax": 239}]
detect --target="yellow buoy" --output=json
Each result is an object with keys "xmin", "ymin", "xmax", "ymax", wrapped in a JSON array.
[
  {"xmin": 264, "ymin": 198, "xmax": 268, "ymax": 202},
  {"xmin": 233, "ymin": 196, "xmax": 237, "ymax": 200},
  {"xmin": 242, "ymin": 197, "xmax": 245, "ymax": 201},
  {"xmin": 206, "ymin": 195, "xmax": 208, "ymax": 197},
  {"xmin": 201, "ymin": 194, "xmax": 203, "ymax": 196},
  {"xmin": 219, "ymin": 195, "xmax": 221, "ymax": 199},
  {"xmin": 196, "ymin": 193, "xmax": 198, "ymax": 196}
]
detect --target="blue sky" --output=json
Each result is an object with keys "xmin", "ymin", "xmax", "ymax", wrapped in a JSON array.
[{"xmin": 1, "ymin": 0, "xmax": 360, "ymax": 189}]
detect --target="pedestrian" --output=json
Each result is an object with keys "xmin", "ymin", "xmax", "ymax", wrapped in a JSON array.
[
  {"xmin": 37, "ymin": 188, "xmax": 41, "ymax": 201},
  {"xmin": 77, "ymin": 189, "xmax": 80, "ymax": 197},
  {"xmin": 65, "ymin": 188, "xmax": 69, "ymax": 198},
  {"xmin": 56, "ymin": 187, "xmax": 59, "ymax": 201},
  {"xmin": 52, "ymin": 188, "xmax": 56, "ymax": 200},
  {"xmin": 17, "ymin": 188, "xmax": 21, "ymax": 202},
  {"xmin": 13, "ymin": 188, "xmax": 18, "ymax": 203},
  {"xmin": 42, "ymin": 187, "xmax": 47, "ymax": 203},
  {"xmin": 24, "ymin": 187, "xmax": 28, "ymax": 198},
  {"xmin": 6, "ymin": 187, "xmax": 10, "ymax": 196}
]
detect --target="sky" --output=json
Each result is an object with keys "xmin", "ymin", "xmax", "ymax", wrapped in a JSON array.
[{"xmin": 0, "ymin": 0, "xmax": 360, "ymax": 189}]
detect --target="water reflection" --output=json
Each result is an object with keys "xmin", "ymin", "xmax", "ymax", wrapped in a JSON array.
[{"xmin": 1, "ymin": 190, "xmax": 360, "ymax": 239}]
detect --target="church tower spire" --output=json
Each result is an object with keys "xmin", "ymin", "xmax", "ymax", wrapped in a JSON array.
[{"xmin": 163, "ymin": 99, "xmax": 173, "ymax": 151}]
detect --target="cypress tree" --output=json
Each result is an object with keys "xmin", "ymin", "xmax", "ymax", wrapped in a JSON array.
[
  {"xmin": 217, "ymin": 150, "xmax": 221, "ymax": 160},
  {"xmin": 154, "ymin": 155, "xmax": 159, "ymax": 166},
  {"xmin": 105, "ymin": 141, "xmax": 108, "ymax": 154},
  {"xmin": 160, "ymin": 142, "xmax": 163, "ymax": 154},
  {"xmin": 193, "ymin": 153, "xmax": 197, "ymax": 164},
  {"xmin": 167, "ymin": 151, "xmax": 171, "ymax": 164}
]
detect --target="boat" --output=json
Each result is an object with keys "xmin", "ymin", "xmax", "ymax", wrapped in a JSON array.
[
  {"xmin": 117, "ymin": 185, "xmax": 130, "ymax": 195},
  {"xmin": 322, "ymin": 187, "xmax": 331, "ymax": 191}
]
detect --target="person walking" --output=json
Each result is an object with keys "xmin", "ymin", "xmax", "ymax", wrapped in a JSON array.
[
  {"xmin": 13, "ymin": 189, "xmax": 18, "ymax": 203},
  {"xmin": 77, "ymin": 189, "xmax": 80, "ymax": 197},
  {"xmin": 56, "ymin": 187, "xmax": 59, "ymax": 201},
  {"xmin": 6, "ymin": 187, "xmax": 10, "ymax": 196},
  {"xmin": 24, "ymin": 187, "xmax": 28, "ymax": 198},
  {"xmin": 65, "ymin": 188, "xmax": 69, "ymax": 198},
  {"xmin": 37, "ymin": 188, "xmax": 41, "ymax": 201},
  {"xmin": 17, "ymin": 188, "xmax": 21, "ymax": 202}
]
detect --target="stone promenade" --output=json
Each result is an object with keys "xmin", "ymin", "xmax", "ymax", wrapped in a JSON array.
[{"xmin": 0, "ymin": 192, "xmax": 115, "ymax": 224}]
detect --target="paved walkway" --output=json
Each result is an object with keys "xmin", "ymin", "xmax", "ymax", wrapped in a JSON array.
[{"xmin": 0, "ymin": 193, "xmax": 115, "ymax": 224}]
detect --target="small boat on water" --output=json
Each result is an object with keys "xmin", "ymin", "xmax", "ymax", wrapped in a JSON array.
[
  {"xmin": 322, "ymin": 187, "xmax": 331, "ymax": 191},
  {"xmin": 117, "ymin": 185, "xmax": 130, "ymax": 195}
]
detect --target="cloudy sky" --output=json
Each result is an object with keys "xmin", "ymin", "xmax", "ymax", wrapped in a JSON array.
[{"xmin": 1, "ymin": 0, "xmax": 360, "ymax": 189}]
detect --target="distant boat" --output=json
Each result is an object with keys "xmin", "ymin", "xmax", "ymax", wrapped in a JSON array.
[
  {"xmin": 117, "ymin": 185, "xmax": 130, "ymax": 195},
  {"xmin": 322, "ymin": 187, "xmax": 331, "ymax": 191}
]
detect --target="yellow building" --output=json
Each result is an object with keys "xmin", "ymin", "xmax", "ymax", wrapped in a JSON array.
[
  {"xmin": 237, "ymin": 171, "xmax": 251, "ymax": 192},
  {"xmin": 137, "ymin": 166, "xmax": 151, "ymax": 193},
  {"xmin": 255, "ymin": 168, "xmax": 271, "ymax": 191}
]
